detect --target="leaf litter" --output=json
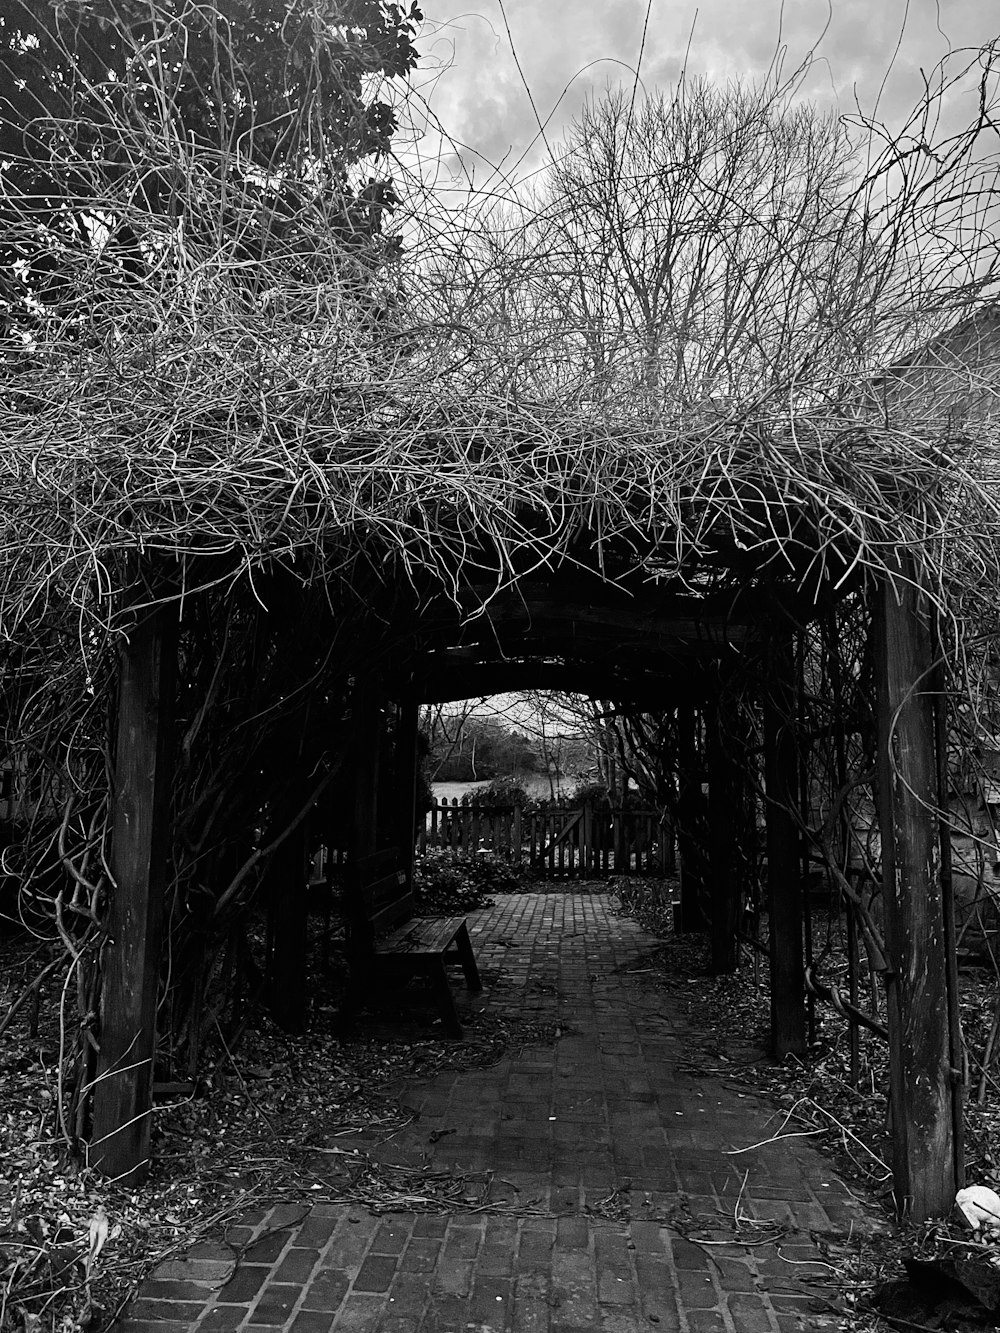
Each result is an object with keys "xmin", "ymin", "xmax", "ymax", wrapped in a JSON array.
[
  {"xmin": 10, "ymin": 877, "xmax": 1000, "ymax": 1332},
  {"xmin": 0, "ymin": 927, "xmax": 558, "ymax": 1332},
  {"xmin": 612, "ymin": 882, "xmax": 1000, "ymax": 1330}
]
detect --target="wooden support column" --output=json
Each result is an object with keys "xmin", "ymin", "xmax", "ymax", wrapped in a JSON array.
[
  {"xmin": 396, "ymin": 695, "xmax": 420, "ymax": 890},
  {"xmin": 265, "ymin": 814, "xmax": 309, "ymax": 1033},
  {"xmin": 352, "ymin": 681, "xmax": 382, "ymax": 864},
  {"xmin": 676, "ymin": 703, "xmax": 706, "ymax": 932},
  {"xmin": 340, "ymin": 680, "xmax": 385, "ymax": 1024},
  {"xmin": 763, "ymin": 634, "xmax": 806, "ymax": 1057},
  {"xmin": 707, "ymin": 696, "xmax": 741, "ymax": 974},
  {"xmin": 92, "ymin": 593, "xmax": 176, "ymax": 1182},
  {"xmin": 876, "ymin": 565, "xmax": 959, "ymax": 1220},
  {"xmin": 935, "ymin": 661, "xmax": 965, "ymax": 1192}
]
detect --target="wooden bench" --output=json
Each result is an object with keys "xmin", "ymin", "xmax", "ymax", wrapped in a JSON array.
[{"xmin": 343, "ymin": 848, "xmax": 482, "ymax": 1036}]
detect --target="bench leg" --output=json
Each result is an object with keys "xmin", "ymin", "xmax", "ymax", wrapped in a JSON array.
[
  {"xmin": 431, "ymin": 961, "xmax": 463, "ymax": 1038},
  {"xmin": 455, "ymin": 922, "xmax": 482, "ymax": 993}
]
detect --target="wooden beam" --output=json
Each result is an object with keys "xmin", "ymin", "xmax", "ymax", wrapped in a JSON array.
[
  {"xmin": 91, "ymin": 593, "xmax": 176, "ymax": 1182},
  {"xmin": 452, "ymin": 585, "xmax": 753, "ymax": 646},
  {"xmin": 416, "ymin": 659, "xmax": 674, "ymax": 707},
  {"xmin": 707, "ymin": 697, "xmax": 741, "ymax": 974},
  {"xmin": 763, "ymin": 634, "xmax": 806, "ymax": 1057},
  {"xmin": 875, "ymin": 565, "xmax": 958, "ymax": 1220}
]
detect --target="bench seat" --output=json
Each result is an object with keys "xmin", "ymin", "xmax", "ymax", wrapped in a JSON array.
[
  {"xmin": 344, "ymin": 851, "xmax": 482, "ymax": 1036},
  {"xmin": 376, "ymin": 914, "xmax": 469, "ymax": 956}
]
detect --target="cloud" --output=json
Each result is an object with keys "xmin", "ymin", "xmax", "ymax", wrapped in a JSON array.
[{"xmin": 415, "ymin": 0, "xmax": 1000, "ymax": 182}]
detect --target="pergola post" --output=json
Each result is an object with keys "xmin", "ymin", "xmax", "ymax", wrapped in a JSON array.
[
  {"xmin": 352, "ymin": 680, "xmax": 382, "ymax": 864},
  {"xmin": 676, "ymin": 702, "xmax": 706, "ymax": 932},
  {"xmin": 395, "ymin": 694, "xmax": 420, "ymax": 888},
  {"xmin": 91, "ymin": 592, "xmax": 177, "ymax": 1182},
  {"xmin": 762, "ymin": 634, "xmax": 806, "ymax": 1057},
  {"xmin": 265, "ymin": 814, "xmax": 309, "ymax": 1033},
  {"xmin": 707, "ymin": 695, "xmax": 741, "ymax": 974},
  {"xmin": 875, "ymin": 564, "xmax": 960, "ymax": 1220}
]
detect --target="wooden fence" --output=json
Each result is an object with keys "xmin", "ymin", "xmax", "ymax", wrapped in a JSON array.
[{"xmin": 419, "ymin": 799, "xmax": 671, "ymax": 879}]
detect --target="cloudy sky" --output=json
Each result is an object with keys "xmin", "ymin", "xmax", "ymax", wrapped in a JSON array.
[{"xmin": 407, "ymin": 0, "xmax": 998, "ymax": 188}]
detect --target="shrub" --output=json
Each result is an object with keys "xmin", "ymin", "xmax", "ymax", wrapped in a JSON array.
[
  {"xmin": 611, "ymin": 875, "xmax": 679, "ymax": 937},
  {"xmin": 412, "ymin": 847, "xmax": 520, "ymax": 915},
  {"xmin": 571, "ymin": 779, "xmax": 614, "ymax": 807},
  {"xmin": 571, "ymin": 780, "xmax": 651, "ymax": 810},
  {"xmin": 467, "ymin": 776, "xmax": 532, "ymax": 808},
  {"xmin": 462, "ymin": 847, "xmax": 522, "ymax": 893}
]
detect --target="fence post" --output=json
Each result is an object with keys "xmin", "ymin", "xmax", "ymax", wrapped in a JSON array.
[
  {"xmin": 513, "ymin": 805, "xmax": 522, "ymax": 864},
  {"xmin": 420, "ymin": 805, "xmax": 431, "ymax": 853},
  {"xmin": 612, "ymin": 810, "xmax": 626, "ymax": 875}
]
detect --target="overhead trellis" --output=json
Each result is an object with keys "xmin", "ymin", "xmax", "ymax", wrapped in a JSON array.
[{"xmin": 6, "ymin": 341, "xmax": 1000, "ymax": 620}]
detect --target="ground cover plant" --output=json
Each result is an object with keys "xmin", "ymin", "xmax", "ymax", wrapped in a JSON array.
[{"xmin": 412, "ymin": 846, "xmax": 518, "ymax": 915}]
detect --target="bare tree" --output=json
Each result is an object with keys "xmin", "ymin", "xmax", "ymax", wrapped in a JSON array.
[{"xmin": 423, "ymin": 54, "xmax": 1000, "ymax": 420}]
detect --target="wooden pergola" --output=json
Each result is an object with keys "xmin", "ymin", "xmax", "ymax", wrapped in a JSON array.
[
  {"xmin": 87, "ymin": 537, "xmax": 964, "ymax": 1222},
  {"xmin": 6, "ymin": 0, "xmax": 1000, "ymax": 1234}
]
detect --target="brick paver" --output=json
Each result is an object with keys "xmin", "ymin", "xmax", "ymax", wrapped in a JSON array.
[{"xmin": 118, "ymin": 890, "xmax": 888, "ymax": 1332}]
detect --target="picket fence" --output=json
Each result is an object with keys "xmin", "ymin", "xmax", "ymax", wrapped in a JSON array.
[{"xmin": 419, "ymin": 799, "xmax": 670, "ymax": 879}]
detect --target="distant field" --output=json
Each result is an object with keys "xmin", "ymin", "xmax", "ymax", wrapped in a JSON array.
[
  {"xmin": 431, "ymin": 774, "xmax": 578, "ymax": 803},
  {"xmin": 431, "ymin": 780, "xmax": 490, "ymax": 803}
]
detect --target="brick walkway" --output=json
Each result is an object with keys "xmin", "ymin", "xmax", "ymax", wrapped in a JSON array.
[{"xmin": 119, "ymin": 890, "xmax": 888, "ymax": 1332}]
